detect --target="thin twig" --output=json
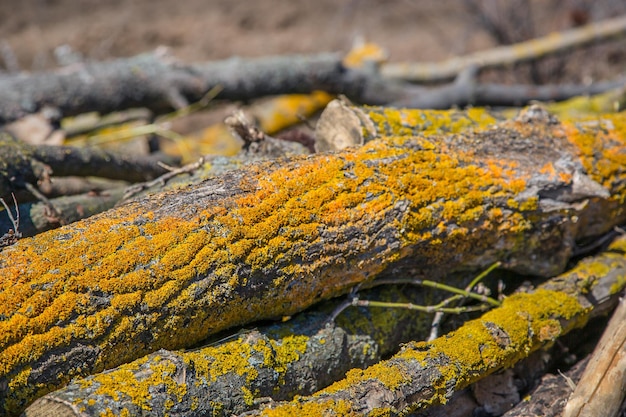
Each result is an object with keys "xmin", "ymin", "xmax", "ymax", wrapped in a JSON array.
[
  {"xmin": 122, "ymin": 156, "xmax": 208, "ymax": 201},
  {"xmin": 0, "ymin": 193, "xmax": 21, "ymax": 247}
]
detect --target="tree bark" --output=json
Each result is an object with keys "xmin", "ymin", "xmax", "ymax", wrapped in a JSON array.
[
  {"xmin": 25, "ymin": 236, "xmax": 626, "ymax": 417},
  {"xmin": 22, "ymin": 282, "xmax": 436, "ymax": 417},
  {"xmin": 1, "ymin": 104, "xmax": 626, "ymax": 415}
]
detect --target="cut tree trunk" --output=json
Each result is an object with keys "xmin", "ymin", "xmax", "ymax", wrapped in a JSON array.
[{"xmin": 1, "ymin": 104, "xmax": 625, "ymax": 415}]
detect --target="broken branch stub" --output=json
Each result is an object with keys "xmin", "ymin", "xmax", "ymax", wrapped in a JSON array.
[{"xmin": 1, "ymin": 105, "xmax": 626, "ymax": 414}]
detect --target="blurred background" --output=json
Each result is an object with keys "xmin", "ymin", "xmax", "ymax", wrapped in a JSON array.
[{"xmin": 1, "ymin": 0, "xmax": 625, "ymax": 84}]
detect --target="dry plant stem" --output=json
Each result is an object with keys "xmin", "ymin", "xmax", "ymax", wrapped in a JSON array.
[
  {"xmin": 240, "ymin": 236, "xmax": 626, "ymax": 416},
  {"xmin": 122, "ymin": 156, "xmax": 208, "ymax": 201},
  {"xmin": 0, "ymin": 194, "xmax": 21, "ymax": 247},
  {"xmin": 562, "ymin": 297, "xmax": 626, "ymax": 417},
  {"xmin": 381, "ymin": 14, "xmax": 626, "ymax": 82},
  {"xmin": 1, "ymin": 106, "xmax": 626, "ymax": 415}
]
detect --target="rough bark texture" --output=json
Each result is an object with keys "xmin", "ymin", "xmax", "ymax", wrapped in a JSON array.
[
  {"xmin": 26, "ymin": 238, "xmax": 626, "ymax": 417},
  {"xmin": 1, "ymin": 106, "xmax": 626, "ymax": 415},
  {"xmin": 502, "ymin": 357, "xmax": 589, "ymax": 417},
  {"xmin": 240, "ymin": 236, "xmax": 626, "ymax": 416}
]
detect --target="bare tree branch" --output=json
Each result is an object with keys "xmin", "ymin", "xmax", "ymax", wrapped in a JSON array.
[{"xmin": 0, "ymin": 132, "xmax": 177, "ymax": 198}]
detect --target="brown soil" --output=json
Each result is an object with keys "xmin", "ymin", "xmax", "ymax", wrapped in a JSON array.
[{"xmin": 0, "ymin": 0, "xmax": 624, "ymax": 85}]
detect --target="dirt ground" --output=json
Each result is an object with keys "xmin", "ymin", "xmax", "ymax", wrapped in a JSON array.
[{"xmin": 1, "ymin": 0, "xmax": 625, "ymax": 85}]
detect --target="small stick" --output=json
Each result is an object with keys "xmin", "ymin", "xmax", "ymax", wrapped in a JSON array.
[{"xmin": 0, "ymin": 193, "xmax": 21, "ymax": 247}]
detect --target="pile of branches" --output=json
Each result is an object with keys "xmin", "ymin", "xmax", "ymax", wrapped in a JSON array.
[{"xmin": 1, "ymin": 14, "xmax": 626, "ymax": 417}]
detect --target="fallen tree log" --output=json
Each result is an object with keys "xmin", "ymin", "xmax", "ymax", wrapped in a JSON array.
[
  {"xmin": 1, "ymin": 104, "xmax": 626, "ymax": 414},
  {"xmin": 240, "ymin": 235, "xmax": 626, "ymax": 416}
]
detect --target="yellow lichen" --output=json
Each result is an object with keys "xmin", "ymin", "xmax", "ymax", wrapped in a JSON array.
[
  {"xmin": 259, "ymin": 398, "xmax": 356, "ymax": 417},
  {"xmin": 320, "ymin": 289, "xmax": 586, "ymax": 413},
  {"xmin": 1, "ymin": 108, "xmax": 624, "ymax": 414},
  {"xmin": 241, "ymin": 386, "xmax": 255, "ymax": 407}
]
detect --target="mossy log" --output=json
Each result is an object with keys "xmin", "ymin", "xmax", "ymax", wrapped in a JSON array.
[
  {"xmin": 1, "ymin": 105, "xmax": 626, "ymax": 414},
  {"xmin": 23, "ymin": 283, "xmax": 435, "ymax": 417},
  {"xmin": 240, "ymin": 235, "xmax": 626, "ymax": 416}
]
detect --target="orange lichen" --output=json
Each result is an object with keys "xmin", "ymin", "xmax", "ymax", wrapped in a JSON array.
[
  {"xmin": 364, "ymin": 106, "xmax": 499, "ymax": 141},
  {"xmin": 563, "ymin": 113, "xmax": 626, "ymax": 192},
  {"xmin": 2, "ymin": 109, "xmax": 625, "ymax": 414},
  {"xmin": 258, "ymin": 398, "xmax": 356, "ymax": 417}
]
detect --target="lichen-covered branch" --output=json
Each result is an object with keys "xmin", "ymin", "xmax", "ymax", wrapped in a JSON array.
[
  {"xmin": 22, "ymin": 283, "xmax": 437, "ymax": 417},
  {"xmin": 44, "ymin": 231, "xmax": 622, "ymax": 417},
  {"xmin": 1, "ymin": 105, "xmax": 626, "ymax": 414},
  {"xmin": 240, "ymin": 235, "xmax": 626, "ymax": 416}
]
